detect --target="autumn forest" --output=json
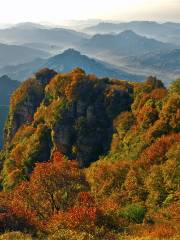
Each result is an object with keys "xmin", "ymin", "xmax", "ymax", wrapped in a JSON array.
[{"xmin": 0, "ymin": 67, "xmax": 179, "ymax": 239}]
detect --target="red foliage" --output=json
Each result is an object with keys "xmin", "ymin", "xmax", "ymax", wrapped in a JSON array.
[
  {"xmin": 78, "ymin": 192, "xmax": 95, "ymax": 207},
  {"xmin": 48, "ymin": 206, "xmax": 100, "ymax": 232},
  {"xmin": 66, "ymin": 207, "xmax": 99, "ymax": 229},
  {"xmin": 52, "ymin": 151, "xmax": 64, "ymax": 164},
  {"xmin": 9, "ymin": 152, "xmax": 89, "ymax": 232}
]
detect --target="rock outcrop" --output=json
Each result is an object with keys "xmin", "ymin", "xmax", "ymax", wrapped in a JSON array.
[
  {"xmin": 4, "ymin": 69, "xmax": 57, "ymax": 146},
  {"xmin": 1, "ymin": 68, "xmax": 134, "ymax": 189}
]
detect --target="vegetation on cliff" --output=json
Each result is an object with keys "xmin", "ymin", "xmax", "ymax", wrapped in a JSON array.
[{"xmin": 0, "ymin": 69, "xmax": 179, "ymax": 239}]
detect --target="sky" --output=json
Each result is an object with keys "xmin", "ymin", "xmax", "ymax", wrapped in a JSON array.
[{"xmin": 0, "ymin": 0, "xmax": 179, "ymax": 24}]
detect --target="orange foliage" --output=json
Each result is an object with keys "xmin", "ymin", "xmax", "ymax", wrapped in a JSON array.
[
  {"xmin": 145, "ymin": 224, "xmax": 176, "ymax": 238},
  {"xmin": 77, "ymin": 192, "xmax": 95, "ymax": 207},
  {"xmin": 48, "ymin": 206, "xmax": 100, "ymax": 232},
  {"xmin": 137, "ymin": 104, "xmax": 158, "ymax": 128},
  {"xmin": 65, "ymin": 207, "xmax": 99, "ymax": 230},
  {"xmin": 10, "ymin": 78, "xmax": 43, "ymax": 112},
  {"xmin": 132, "ymin": 87, "xmax": 167, "ymax": 116},
  {"xmin": 99, "ymin": 198, "xmax": 119, "ymax": 213},
  {"xmin": 10, "ymin": 152, "xmax": 89, "ymax": 228},
  {"xmin": 10, "ymin": 181, "xmax": 41, "ymax": 229},
  {"xmin": 86, "ymin": 160, "xmax": 129, "ymax": 201},
  {"xmin": 150, "ymin": 88, "xmax": 167, "ymax": 100},
  {"xmin": 136, "ymin": 133, "xmax": 180, "ymax": 168},
  {"xmin": 0, "ymin": 191, "xmax": 37, "ymax": 233}
]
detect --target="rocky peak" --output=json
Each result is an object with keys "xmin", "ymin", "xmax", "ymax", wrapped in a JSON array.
[
  {"xmin": 3, "ymin": 69, "xmax": 133, "ymax": 178},
  {"xmin": 34, "ymin": 68, "xmax": 57, "ymax": 86}
]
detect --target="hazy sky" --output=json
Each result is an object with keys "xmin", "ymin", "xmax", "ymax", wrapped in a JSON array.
[{"xmin": 0, "ymin": 0, "xmax": 179, "ymax": 24}]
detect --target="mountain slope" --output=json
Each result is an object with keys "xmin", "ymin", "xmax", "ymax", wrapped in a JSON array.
[
  {"xmin": 0, "ymin": 49, "xmax": 145, "ymax": 81},
  {"xmin": 0, "ymin": 43, "xmax": 49, "ymax": 67},
  {"xmin": 126, "ymin": 49, "xmax": 180, "ymax": 71},
  {"xmin": 123, "ymin": 49, "xmax": 180, "ymax": 84}
]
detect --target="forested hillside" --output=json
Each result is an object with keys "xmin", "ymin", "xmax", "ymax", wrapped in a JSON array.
[{"xmin": 0, "ymin": 69, "xmax": 179, "ymax": 240}]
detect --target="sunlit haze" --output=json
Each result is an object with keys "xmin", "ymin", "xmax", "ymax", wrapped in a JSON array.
[{"xmin": 0, "ymin": 0, "xmax": 179, "ymax": 24}]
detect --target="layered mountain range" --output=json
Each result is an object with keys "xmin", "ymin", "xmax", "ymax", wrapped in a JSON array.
[
  {"xmin": 1, "ymin": 21, "xmax": 179, "ymax": 84},
  {"xmin": 84, "ymin": 21, "xmax": 180, "ymax": 46}
]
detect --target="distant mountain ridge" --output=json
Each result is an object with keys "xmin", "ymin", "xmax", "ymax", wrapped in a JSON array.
[
  {"xmin": 80, "ymin": 30, "xmax": 175, "ymax": 56},
  {"xmin": 84, "ymin": 21, "xmax": 180, "ymax": 45},
  {"xmin": 0, "ymin": 24, "xmax": 88, "ymax": 47},
  {"xmin": 0, "ymin": 43, "xmax": 49, "ymax": 67},
  {"xmin": 14, "ymin": 22, "xmax": 50, "ymax": 29},
  {"xmin": 0, "ymin": 49, "xmax": 145, "ymax": 81}
]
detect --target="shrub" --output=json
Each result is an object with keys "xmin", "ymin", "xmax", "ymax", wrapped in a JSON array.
[
  {"xmin": 147, "ymin": 224, "xmax": 176, "ymax": 238},
  {"xmin": 0, "ymin": 231, "xmax": 32, "ymax": 240},
  {"xmin": 48, "ymin": 229, "xmax": 96, "ymax": 240},
  {"xmin": 120, "ymin": 204, "xmax": 146, "ymax": 223}
]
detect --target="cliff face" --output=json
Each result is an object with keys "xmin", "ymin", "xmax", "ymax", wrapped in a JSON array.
[
  {"xmin": 1, "ymin": 68, "xmax": 134, "ymax": 189},
  {"xmin": 49, "ymin": 80, "xmax": 133, "ymax": 166},
  {"xmin": 4, "ymin": 68, "xmax": 57, "ymax": 145}
]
